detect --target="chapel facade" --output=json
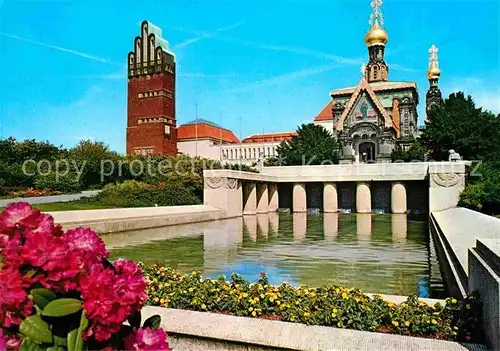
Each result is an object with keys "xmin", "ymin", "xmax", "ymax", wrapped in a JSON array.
[{"xmin": 313, "ymin": 0, "xmax": 443, "ymax": 163}]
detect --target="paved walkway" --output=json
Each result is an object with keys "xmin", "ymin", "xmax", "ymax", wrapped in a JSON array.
[
  {"xmin": 0, "ymin": 190, "xmax": 100, "ymax": 207},
  {"xmin": 432, "ymin": 208, "xmax": 500, "ymax": 275}
]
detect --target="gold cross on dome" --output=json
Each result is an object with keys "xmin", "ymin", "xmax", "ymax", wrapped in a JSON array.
[
  {"xmin": 369, "ymin": 0, "xmax": 384, "ymax": 26},
  {"xmin": 429, "ymin": 44, "xmax": 439, "ymax": 64}
]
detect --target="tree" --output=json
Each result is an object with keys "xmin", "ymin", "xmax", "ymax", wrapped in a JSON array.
[
  {"xmin": 391, "ymin": 140, "xmax": 428, "ymax": 162},
  {"xmin": 420, "ymin": 92, "xmax": 500, "ymax": 161},
  {"xmin": 276, "ymin": 123, "xmax": 340, "ymax": 165},
  {"xmin": 69, "ymin": 140, "xmax": 121, "ymax": 188}
]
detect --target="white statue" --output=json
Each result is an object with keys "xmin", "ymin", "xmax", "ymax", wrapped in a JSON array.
[{"xmin": 448, "ymin": 149, "xmax": 461, "ymax": 162}]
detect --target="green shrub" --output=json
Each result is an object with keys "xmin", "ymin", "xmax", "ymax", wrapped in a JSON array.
[
  {"xmin": 34, "ymin": 171, "xmax": 81, "ymax": 193},
  {"xmin": 85, "ymin": 181, "xmax": 201, "ymax": 208},
  {"xmin": 141, "ymin": 265, "xmax": 483, "ymax": 343}
]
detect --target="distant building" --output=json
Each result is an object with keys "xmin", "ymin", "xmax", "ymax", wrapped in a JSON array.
[
  {"xmin": 127, "ymin": 3, "xmax": 443, "ymax": 164},
  {"xmin": 177, "ymin": 119, "xmax": 296, "ymax": 165},
  {"xmin": 126, "ymin": 21, "xmax": 177, "ymax": 156}
]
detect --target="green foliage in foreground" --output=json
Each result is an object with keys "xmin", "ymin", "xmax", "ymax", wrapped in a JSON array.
[{"xmin": 142, "ymin": 264, "xmax": 483, "ymax": 343}]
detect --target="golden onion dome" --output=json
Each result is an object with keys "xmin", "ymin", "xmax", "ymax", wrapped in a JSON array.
[
  {"xmin": 364, "ymin": 21, "xmax": 388, "ymax": 47},
  {"xmin": 427, "ymin": 63, "xmax": 441, "ymax": 79}
]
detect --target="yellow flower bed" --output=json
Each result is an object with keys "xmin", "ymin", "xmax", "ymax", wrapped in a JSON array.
[{"xmin": 141, "ymin": 264, "xmax": 483, "ymax": 342}]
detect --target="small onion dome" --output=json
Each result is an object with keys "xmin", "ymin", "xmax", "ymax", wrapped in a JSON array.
[
  {"xmin": 427, "ymin": 63, "xmax": 441, "ymax": 80},
  {"xmin": 364, "ymin": 21, "xmax": 388, "ymax": 47}
]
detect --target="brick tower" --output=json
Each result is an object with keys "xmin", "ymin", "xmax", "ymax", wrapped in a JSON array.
[{"xmin": 126, "ymin": 21, "xmax": 177, "ymax": 156}]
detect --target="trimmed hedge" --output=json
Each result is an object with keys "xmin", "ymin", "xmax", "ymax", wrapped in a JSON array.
[
  {"xmin": 80, "ymin": 180, "xmax": 201, "ymax": 208},
  {"xmin": 141, "ymin": 264, "xmax": 483, "ymax": 343}
]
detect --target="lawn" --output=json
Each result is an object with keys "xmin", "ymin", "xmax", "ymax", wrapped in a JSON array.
[{"xmin": 0, "ymin": 201, "xmax": 114, "ymax": 212}]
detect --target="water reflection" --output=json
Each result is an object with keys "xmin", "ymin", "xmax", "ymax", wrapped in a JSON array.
[
  {"xmin": 323, "ymin": 213, "xmax": 338, "ymax": 242},
  {"xmin": 392, "ymin": 214, "xmax": 407, "ymax": 246},
  {"xmin": 109, "ymin": 213, "xmax": 443, "ymax": 297},
  {"xmin": 268, "ymin": 212, "xmax": 279, "ymax": 234},
  {"xmin": 257, "ymin": 213, "xmax": 269, "ymax": 239},
  {"xmin": 293, "ymin": 212, "xmax": 307, "ymax": 242},
  {"xmin": 356, "ymin": 214, "xmax": 372, "ymax": 243},
  {"xmin": 243, "ymin": 215, "xmax": 257, "ymax": 241}
]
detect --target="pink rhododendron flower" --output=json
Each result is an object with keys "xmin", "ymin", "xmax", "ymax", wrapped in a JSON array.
[
  {"xmin": 0, "ymin": 202, "xmax": 38, "ymax": 231},
  {"xmin": 0, "ymin": 328, "xmax": 21, "ymax": 351},
  {"xmin": 63, "ymin": 227, "xmax": 108, "ymax": 259},
  {"xmin": 0, "ymin": 203, "xmax": 168, "ymax": 349},
  {"xmin": 0, "ymin": 267, "xmax": 33, "ymax": 328},
  {"xmin": 80, "ymin": 260, "xmax": 147, "ymax": 342},
  {"xmin": 20, "ymin": 230, "xmax": 68, "ymax": 270},
  {"xmin": 124, "ymin": 328, "xmax": 172, "ymax": 351}
]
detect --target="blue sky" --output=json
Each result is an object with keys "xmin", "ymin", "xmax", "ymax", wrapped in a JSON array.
[{"xmin": 0, "ymin": 0, "xmax": 498, "ymax": 153}]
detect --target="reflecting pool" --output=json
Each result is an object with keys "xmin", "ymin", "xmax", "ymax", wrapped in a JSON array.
[{"xmin": 107, "ymin": 213, "xmax": 444, "ymax": 298}]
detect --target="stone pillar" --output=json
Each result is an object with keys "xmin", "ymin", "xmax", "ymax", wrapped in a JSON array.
[
  {"xmin": 243, "ymin": 182, "xmax": 257, "ymax": 215},
  {"xmin": 268, "ymin": 183, "xmax": 279, "ymax": 212},
  {"xmin": 323, "ymin": 183, "xmax": 338, "ymax": 213},
  {"xmin": 391, "ymin": 182, "xmax": 407, "ymax": 214},
  {"xmin": 257, "ymin": 183, "xmax": 269, "ymax": 214},
  {"xmin": 293, "ymin": 183, "xmax": 307, "ymax": 213},
  {"xmin": 356, "ymin": 182, "xmax": 371, "ymax": 213}
]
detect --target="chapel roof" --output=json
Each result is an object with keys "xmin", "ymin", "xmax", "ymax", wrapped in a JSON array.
[{"xmin": 330, "ymin": 81, "xmax": 417, "ymax": 96}]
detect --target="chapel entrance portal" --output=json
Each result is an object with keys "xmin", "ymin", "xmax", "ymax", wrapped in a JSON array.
[{"xmin": 359, "ymin": 142, "xmax": 376, "ymax": 163}]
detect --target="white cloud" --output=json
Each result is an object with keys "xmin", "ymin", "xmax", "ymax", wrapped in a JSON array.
[
  {"xmin": 166, "ymin": 23, "xmax": 361, "ymax": 65},
  {"xmin": 173, "ymin": 21, "xmax": 246, "ymax": 49},
  {"xmin": 1, "ymin": 32, "xmax": 119, "ymax": 65}
]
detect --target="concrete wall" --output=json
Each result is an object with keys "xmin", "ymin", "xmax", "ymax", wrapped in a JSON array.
[
  {"xmin": 469, "ymin": 239, "xmax": 500, "ymax": 350},
  {"xmin": 431, "ymin": 208, "xmax": 499, "ymax": 350},
  {"xmin": 178, "ymin": 139, "xmax": 221, "ymax": 160},
  {"xmin": 142, "ymin": 306, "xmax": 481, "ymax": 351},
  {"xmin": 48, "ymin": 205, "xmax": 225, "ymax": 234}
]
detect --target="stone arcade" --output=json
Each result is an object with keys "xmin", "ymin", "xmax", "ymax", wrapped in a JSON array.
[{"xmin": 203, "ymin": 162, "xmax": 467, "ymax": 217}]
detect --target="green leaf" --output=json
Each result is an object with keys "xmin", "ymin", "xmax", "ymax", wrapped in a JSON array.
[
  {"xmin": 19, "ymin": 338, "xmax": 41, "ymax": 351},
  {"xmin": 53, "ymin": 335, "xmax": 68, "ymax": 347},
  {"xmin": 143, "ymin": 315, "xmax": 161, "ymax": 330},
  {"xmin": 68, "ymin": 312, "xmax": 88, "ymax": 351},
  {"xmin": 47, "ymin": 347, "xmax": 65, "ymax": 351},
  {"xmin": 31, "ymin": 288, "xmax": 57, "ymax": 310},
  {"xmin": 43, "ymin": 298, "xmax": 82, "ymax": 317},
  {"xmin": 67, "ymin": 329, "xmax": 79, "ymax": 351},
  {"xmin": 19, "ymin": 315, "xmax": 53, "ymax": 344},
  {"xmin": 128, "ymin": 310, "xmax": 142, "ymax": 328}
]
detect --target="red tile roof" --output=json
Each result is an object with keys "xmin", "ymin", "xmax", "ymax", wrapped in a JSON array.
[
  {"xmin": 313, "ymin": 100, "xmax": 334, "ymax": 121},
  {"xmin": 242, "ymin": 132, "xmax": 297, "ymax": 144},
  {"xmin": 177, "ymin": 121, "xmax": 240, "ymax": 144}
]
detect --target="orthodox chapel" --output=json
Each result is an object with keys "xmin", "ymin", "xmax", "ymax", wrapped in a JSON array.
[
  {"xmin": 312, "ymin": 0, "xmax": 443, "ymax": 163},
  {"xmin": 126, "ymin": 1, "xmax": 444, "ymax": 165}
]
